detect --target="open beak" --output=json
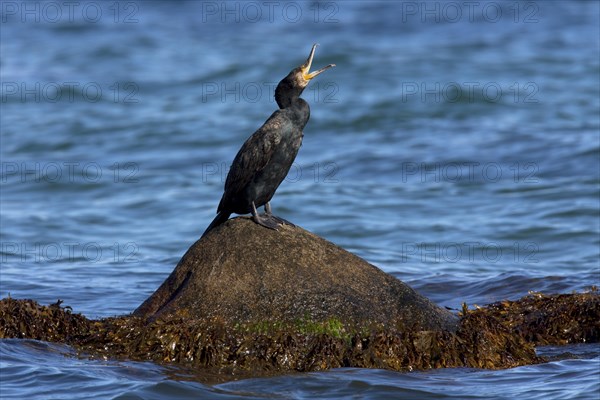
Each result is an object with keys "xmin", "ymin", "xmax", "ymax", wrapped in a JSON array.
[{"xmin": 301, "ymin": 43, "xmax": 335, "ymax": 81}]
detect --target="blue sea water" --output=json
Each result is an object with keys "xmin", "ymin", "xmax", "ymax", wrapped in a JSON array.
[{"xmin": 1, "ymin": 1, "xmax": 599, "ymax": 399}]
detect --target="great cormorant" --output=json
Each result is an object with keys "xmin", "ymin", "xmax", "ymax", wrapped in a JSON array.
[{"xmin": 202, "ymin": 44, "xmax": 334, "ymax": 237}]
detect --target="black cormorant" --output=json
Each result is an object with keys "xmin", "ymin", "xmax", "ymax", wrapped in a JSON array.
[{"xmin": 202, "ymin": 44, "xmax": 335, "ymax": 237}]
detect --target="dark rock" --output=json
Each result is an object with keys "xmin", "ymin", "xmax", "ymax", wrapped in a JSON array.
[{"xmin": 134, "ymin": 217, "xmax": 458, "ymax": 332}]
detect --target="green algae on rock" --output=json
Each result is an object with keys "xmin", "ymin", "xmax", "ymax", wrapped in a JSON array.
[{"xmin": 134, "ymin": 217, "xmax": 458, "ymax": 332}]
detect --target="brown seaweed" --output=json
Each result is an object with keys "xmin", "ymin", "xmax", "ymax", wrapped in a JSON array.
[{"xmin": 1, "ymin": 291, "xmax": 598, "ymax": 377}]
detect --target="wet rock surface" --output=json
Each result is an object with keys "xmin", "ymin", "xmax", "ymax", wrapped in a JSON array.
[{"xmin": 134, "ymin": 218, "xmax": 458, "ymax": 332}]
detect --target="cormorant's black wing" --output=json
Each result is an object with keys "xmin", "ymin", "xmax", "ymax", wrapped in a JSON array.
[{"xmin": 218, "ymin": 110, "xmax": 289, "ymax": 212}]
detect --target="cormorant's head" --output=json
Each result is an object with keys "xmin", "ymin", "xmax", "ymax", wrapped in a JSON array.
[{"xmin": 275, "ymin": 44, "xmax": 335, "ymax": 109}]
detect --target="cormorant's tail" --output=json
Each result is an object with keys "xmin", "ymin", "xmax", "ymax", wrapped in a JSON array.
[{"xmin": 201, "ymin": 211, "xmax": 231, "ymax": 238}]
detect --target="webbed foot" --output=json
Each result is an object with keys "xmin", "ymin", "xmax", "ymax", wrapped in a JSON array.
[
  {"xmin": 251, "ymin": 201, "xmax": 281, "ymax": 231},
  {"xmin": 264, "ymin": 202, "xmax": 295, "ymax": 227},
  {"xmin": 252, "ymin": 212, "xmax": 282, "ymax": 230},
  {"xmin": 268, "ymin": 214, "xmax": 295, "ymax": 227}
]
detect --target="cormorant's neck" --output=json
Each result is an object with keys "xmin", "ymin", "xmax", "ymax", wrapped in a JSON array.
[
  {"xmin": 275, "ymin": 78, "xmax": 305, "ymax": 109},
  {"xmin": 287, "ymin": 98, "xmax": 310, "ymax": 128}
]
